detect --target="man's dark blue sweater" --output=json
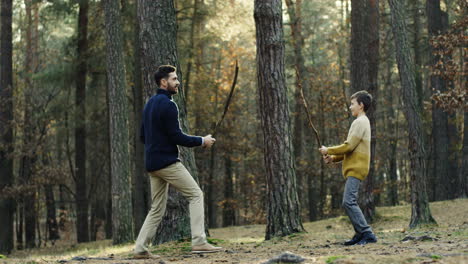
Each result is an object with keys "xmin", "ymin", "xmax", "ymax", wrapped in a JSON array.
[{"xmin": 140, "ymin": 89, "xmax": 202, "ymax": 172}]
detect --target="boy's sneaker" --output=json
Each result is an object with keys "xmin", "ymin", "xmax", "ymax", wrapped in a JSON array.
[
  {"xmin": 133, "ymin": 251, "xmax": 160, "ymax": 259},
  {"xmin": 343, "ymin": 233, "xmax": 363, "ymax": 246},
  {"xmin": 192, "ymin": 243, "xmax": 223, "ymax": 253},
  {"xmin": 356, "ymin": 232, "xmax": 377, "ymax": 245}
]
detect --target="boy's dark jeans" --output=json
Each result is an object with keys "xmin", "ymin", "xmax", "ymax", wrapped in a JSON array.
[{"xmin": 343, "ymin": 176, "xmax": 372, "ymax": 235}]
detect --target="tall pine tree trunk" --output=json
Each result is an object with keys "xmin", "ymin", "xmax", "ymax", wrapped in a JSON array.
[
  {"xmin": 0, "ymin": 0, "xmax": 14, "ymax": 254},
  {"xmin": 350, "ymin": 0, "xmax": 379, "ymax": 222},
  {"xmin": 388, "ymin": 0, "xmax": 437, "ymax": 228},
  {"xmin": 427, "ymin": 0, "xmax": 451, "ymax": 201},
  {"xmin": 103, "ymin": 0, "xmax": 134, "ymax": 244},
  {"xmin": 137, "ymin": 0, "xmax": 201, "ymax": 244},
  {"xmin": 254, "ymin": 0, "xmax": 304, "ymax": 240},
  {"xmin": 21, "ymin": 0, "xmax": 39, "ymax": 248},
  {"xmin": 75, "ymin": 0, "xmax": 89, "ymax": 243}
]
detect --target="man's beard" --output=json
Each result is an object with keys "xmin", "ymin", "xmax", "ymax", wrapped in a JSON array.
[{"xmin": 168, "ymin": 84, "xmax": 178, "ymax": 94}]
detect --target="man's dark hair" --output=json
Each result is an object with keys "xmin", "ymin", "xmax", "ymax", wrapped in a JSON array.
[
  {"xmin": 154, "ymin": 65, "xmax": 177, "ymax": 86},
  {"xmin": 351, "ymin": 90, "xmax": 372, "ymax": 112}
]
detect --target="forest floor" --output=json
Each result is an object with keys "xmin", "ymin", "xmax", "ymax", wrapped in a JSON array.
[{"xmin": 3, "ymin": 199, "xmax": 468, "ymax": 264}]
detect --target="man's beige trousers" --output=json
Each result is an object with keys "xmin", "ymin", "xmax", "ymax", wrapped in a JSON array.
[{"xmin": 134, "ymin": 162, "xmax": 207, "ymax": 253}]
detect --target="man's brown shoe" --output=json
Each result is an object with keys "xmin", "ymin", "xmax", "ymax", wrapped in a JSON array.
[
  {"xmin": 133, "ymin": 251, "xmax": 161, "ymax": 259},
  {"xmin": 192, "ymin": 243, "xmax": 223, "ymax": 253}
]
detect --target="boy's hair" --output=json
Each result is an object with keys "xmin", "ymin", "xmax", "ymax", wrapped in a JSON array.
[
  {"xmin": 154, "ymin": 65, "xmax": 176, "ymax": 86},
  {"xmin": 351, "ymin": 90, "xmax": 372, "ymax": 112}
]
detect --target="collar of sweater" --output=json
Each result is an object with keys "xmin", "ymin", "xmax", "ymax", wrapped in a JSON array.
[{"xmin": 157, "ymin": 88, "xmax": 173, "ymax": 98}]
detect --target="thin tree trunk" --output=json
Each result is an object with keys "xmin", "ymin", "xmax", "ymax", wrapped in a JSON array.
[
  {"xmin": 412, "ymin": 0, "xmax": 423, "ymax": 102},
  {"xmin": 461, "ymin": 46, "xmax": 467, "ymax": 198},
  {"xmin": 105, "ymin": 82, "xmax": 113, "ymax": 240},
  {"xmin": 386, "ymin": 56, "xmax": 399, "ymax": 206},
  {"xmin": 207, "ymin": 144, "xmax": 217, "ymax": 227},
  {"xmin": 461, "ymin": 111, "xmax": 468, "ymax": 197},
  {"xmin": 184, "ymin": 0, "xmax": 203, "ymax": 103},
  {"xmin": 350, "ymin": 0, "xmax": 379, "ymax": 222},
  {"xmin": 223, "ymin": 156, "xmax": 235, "ymax": 226},
  {"xmin": 16, "ymin": 207, "xmax": 24, "ymax": 250},
  {"xmin": 318, "ymin": 92, "xmax": 326, "ymax": 218},
  {"xmin": 131, "ymin": 0, "xmax": 149, "ymax": 237},
  {"xmin": 22, "ymin": 0, "xmax": 38, "ymax": 248},
  {"xmin": 440, "ymin": 13, "xmax": 459, "ymax": 199},
  {"xmin": 388, "ymin": 0, "xmax": 437, "ymax": 228},
  {"xmin": 75, "ymin": 0, "xmax": 89, "ymax": 243},
  {"xmin": 90, "ymin": 203, "xmax": 97, "ymax": 241},
  {"xmin": 254, "ymin": 0, "xmax": 304, "ymax": 240},
  {"xmin": 44, "ymin": 185, "xmax": 59, "ymax": 241},
  {"xmin": 137, "ymin": 0, "xmax": 201, "ymax": 244},
  {"xmin": 103, "ymin": 0, "xmax": 134, "ymax": 244},
  {"xmin": 0, "ymin": 0, "xmax": 14, "ymax": 254},
  {"xmin": 206, "ymin": 61, "xmax": 221, "ymax": 228},
  {"xmin": 285, "ymin": 0, "xmax": 308, "ymax": 209}
]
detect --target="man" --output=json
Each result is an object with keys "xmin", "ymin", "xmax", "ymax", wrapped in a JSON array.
[{"xmin": 134, "ymin": 65, "xmax": 222, "ymax": 259}]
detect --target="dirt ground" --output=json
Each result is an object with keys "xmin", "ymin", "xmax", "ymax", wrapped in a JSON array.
[{"xmin": 4, "ymin": 199, "xmax": 468, "ymax": 264}]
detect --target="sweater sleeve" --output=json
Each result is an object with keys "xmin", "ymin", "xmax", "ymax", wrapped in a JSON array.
[
  {"xmin": 331, "ymin": 154, "xmax": 344, "ymax": 163},
  {"xmin": 327, "ymin": 119, "xmax": 364, "ymax": 155},
  {"xmin": 164, "ymin": 101, "xmax": 203, "ymax": 147}
]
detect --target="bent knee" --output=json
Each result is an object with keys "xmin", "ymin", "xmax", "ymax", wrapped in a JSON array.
[
  {"xmin": 186, "ymin": 188, "xmax": 203, "ymax": 201},
  {"xmin": 342, "ymin": 200, "xmax": 356, "ymax": 209}
]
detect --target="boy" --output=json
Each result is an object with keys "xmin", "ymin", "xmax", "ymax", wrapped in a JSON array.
[{"xmin": 319, "ymin": 90, "xmax": 377, "ymax": 246}]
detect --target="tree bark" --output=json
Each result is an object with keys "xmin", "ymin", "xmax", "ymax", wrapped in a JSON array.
[
  {"xmin": 318, "ymin": 93, "xmax": 326, "ymax": 218},
  {"xmin": 385, "ymin": 49, "xmax": 399, "ymax": 205},
  {"xmin": 44, "ymin": 184, "xmax": 59, "ymax": 242},
  {"xmin": 207, "ymin": 144, "xmax": 218, "ymax": 227},
  {"xmin": 412, "ymin": 0, "xmax": 423, "ymax": 102},
  {"xmin": 184, "ymin": 0, "xmax": 204, "ymax": 103},
  {"xmin": 104, "ymin": 83, "xmax": 113, "ymax": 240},
  {"xmin": 254, "ymin": 0, "xmax": 304, "ymax": 240},
  {"xmin": 427, "ymin": 0, "xmax": 451, "ymax": 201},
  {"xmin": 137, "ymin": 0, "xmax": 201, "ymax": 244},
  {"xmin": 131, "ymin": 0, "xmax": 149, "ymax": 237},
  {"xmin": 0, "ymin": 0, "xmax": 14, "ymax": 254},
  {"xmin": 285, "ymin": 0, "xmax": 308, "ymax": 210},
  {"xmin": 350, "ymin": 0, "xmax": 379, "ymax": 222},
  {"xmin": 103, "ymin": 0, "xmax": 134, "ymax": 244},
  {"xmin": 222, "ymin": 156, "xmax": 235, "ymax": 226},
  {"xmin": 75, "ymin": 0, "xmax": 89, "ymax": 243},
  {"xmin": 21, "ymin": 0, "xmax": 39, "ymax": 248},
  {"xmin": 461, "ymin": 111, "xmax": 468, "ymax": 197},
  {"xmin": 388, "ymin": 0, "xmax": 437, "ymax": 228}
]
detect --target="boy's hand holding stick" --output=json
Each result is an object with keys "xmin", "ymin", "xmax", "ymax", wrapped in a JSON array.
[{"xmin": 319, "ymin": 146, "xmax": 332, "ymax": 164}]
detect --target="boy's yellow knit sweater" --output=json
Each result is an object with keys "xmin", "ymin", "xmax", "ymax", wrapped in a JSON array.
[{"xmin": 328, "ymin": 115, "xmax": 371, "ymax": 181}]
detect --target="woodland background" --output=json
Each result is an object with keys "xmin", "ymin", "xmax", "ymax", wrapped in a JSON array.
[{"xmin": 0, "ymin": 0, "xmax": 466, "ymax": 254}]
